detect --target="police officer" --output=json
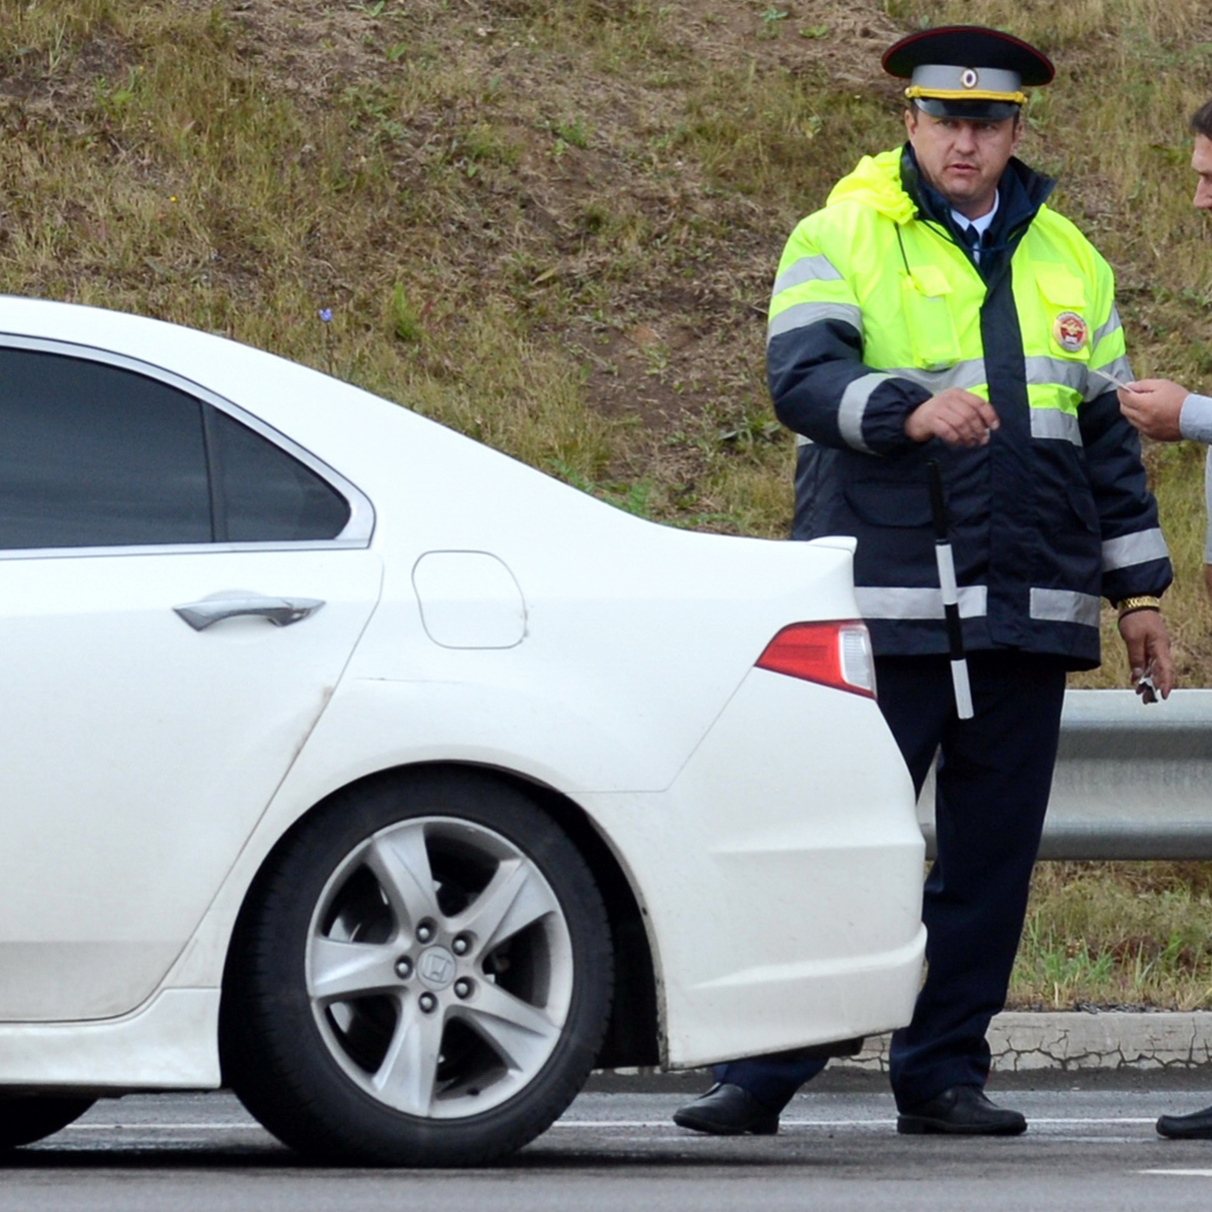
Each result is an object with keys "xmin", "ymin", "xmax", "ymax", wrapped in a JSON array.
[{"xmin": 674, "ymin": 25, "xmax": 1175, "ymax": 1138}]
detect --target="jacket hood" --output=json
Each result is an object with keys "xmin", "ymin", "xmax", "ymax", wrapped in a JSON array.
[{"xmin": 824, "ymin": 149, "xmax": 917, "ymax": 224}]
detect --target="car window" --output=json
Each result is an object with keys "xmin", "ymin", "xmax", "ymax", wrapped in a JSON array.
[
  {"xmin": 0, "ymin": 347, "xmax": 350, "ymax": 550},
  {"xmin": 209, "ymin": 408, "xmax": 350, "ymax": 542},
  {"xmin": 0, "ymin": 347, "xmax": 212, "ymax": 549}
]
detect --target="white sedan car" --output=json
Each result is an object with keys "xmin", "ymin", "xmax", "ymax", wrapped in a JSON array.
[{"xmin": 0, "ymin": 297, "xmax": 925, "ymax": 1165}]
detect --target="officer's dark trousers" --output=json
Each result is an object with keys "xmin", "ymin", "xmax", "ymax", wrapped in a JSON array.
[{"xmin": 714, "ymin": 650, "xmax": 1068, "ymax": 1111}]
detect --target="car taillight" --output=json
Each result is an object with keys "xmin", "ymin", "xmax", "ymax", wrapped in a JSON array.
[{"xmin": 755, "ymin": 620, "xmax": 876, "ymax": 698}]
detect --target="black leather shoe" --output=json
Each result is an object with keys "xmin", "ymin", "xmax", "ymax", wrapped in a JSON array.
[
  {"xmin": 1157, "ymin": 1104, "xmax": 1212, "ymax": 1140},
  {"xmin": 897, "ymin": 1085, "xmax": 1026, "ymax": 1136},
  {"xmin": 672, "ymin": 1083, "xmax": 780, "ymax": 1136}
]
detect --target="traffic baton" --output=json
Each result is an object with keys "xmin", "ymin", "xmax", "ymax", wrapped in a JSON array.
[{"xmin": 927, "ymin": 460, "xmax": 974, "ymax": 720}]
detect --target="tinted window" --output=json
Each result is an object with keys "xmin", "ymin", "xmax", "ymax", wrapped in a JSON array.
[
  {"xmin": 0, "ymin": 349, "xmax": 211, "ymax": 549},
  {"xmin": 210, "ymin": 409, "xmax": 350, "ymax": 542},
  {"xmin": 0, "ymin": 347, "xmax": 352, "ymax": 551}
]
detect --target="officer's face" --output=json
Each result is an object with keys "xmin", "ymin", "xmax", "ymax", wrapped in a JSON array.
[
  {"xmin": 1192, "ymin": 134, "xmax": 1212, "ymax": 214},
  {"xmin": 905, "ymin": 107, "xmax": 1023, "ymax": 220}
]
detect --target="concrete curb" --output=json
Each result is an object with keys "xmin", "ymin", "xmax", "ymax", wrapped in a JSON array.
[
  {"xmin": 834, "ymin": 1011, "xmax": 1212, "ymax": 1073},
  {"xmin": 593, "ymin": 1014, "xmax": 1212, "ymax": 1090}
]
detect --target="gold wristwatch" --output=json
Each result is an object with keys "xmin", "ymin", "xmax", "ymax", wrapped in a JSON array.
[{"xmin": 1116, "ymin": 595, "xmax": 1162, "ymax": 619}]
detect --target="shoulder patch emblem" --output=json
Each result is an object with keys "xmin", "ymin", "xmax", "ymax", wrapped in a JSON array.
[{"xmin": 1053, "ymin": 311, "xmax": 1088, "ymax": 353}]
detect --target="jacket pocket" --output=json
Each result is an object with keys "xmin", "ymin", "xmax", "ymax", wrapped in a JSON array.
[
  {"xmin": 901, "ymin": 266, "xmax": 961, "ymax": 371},
  {"xmin": 1064, "ymin": 481, "xmax": 1099, "ymax": 534},
  {"xmin": 1035, "ymin": 263, "xmax": 1092, "ymax": 360}
]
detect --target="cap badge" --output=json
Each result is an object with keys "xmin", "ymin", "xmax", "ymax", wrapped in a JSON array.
[
  {"xmin": 961, "ymin": 68, "xmax": 979, "ymax": 90},
  {"xmin": 1053, "ymin": 311, "xmax": 1089, "ymax": 353}
]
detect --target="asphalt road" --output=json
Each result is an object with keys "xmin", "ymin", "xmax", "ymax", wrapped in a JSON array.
[{"xmin": 8, "ymin": 1074, "xmax": 1212, "ymax": 1211}]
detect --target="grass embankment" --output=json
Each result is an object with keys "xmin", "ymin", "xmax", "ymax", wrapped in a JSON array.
[{"xmin": 2, "ymin": 0, "xmax": 1211, "ymax": 1010}]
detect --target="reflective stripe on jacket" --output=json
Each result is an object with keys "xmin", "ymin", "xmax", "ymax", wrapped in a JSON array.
[{"xmin": 769, "ymin": 146, "xmax": 1171, "ymax": 666}]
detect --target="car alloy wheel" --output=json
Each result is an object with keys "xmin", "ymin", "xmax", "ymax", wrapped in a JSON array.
[
  {"xmin": 308, "ymin": 812, "xmax": 577, "ymax": 1119},
  {"xmin": 221, "ymin": 770, "xmax": 613, "ymax": 1166}
]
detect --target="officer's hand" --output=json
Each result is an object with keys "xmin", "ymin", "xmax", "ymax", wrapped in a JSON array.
[
  {"xmin": 1117, "ymin": 379, "xmax": 1188, "ymax": 442},
  {"xmin": 1117, "ymin": 608, "xmax": 1175, "ymax": 701},
  {"xmin": 904, "ymin": 389, "xmax": 1000, "ymax": 447}
]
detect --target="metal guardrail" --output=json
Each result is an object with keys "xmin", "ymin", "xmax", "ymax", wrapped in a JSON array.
[{"xmin": 917, "ymin": 689, "xmax": 1212, "ymax": 860}]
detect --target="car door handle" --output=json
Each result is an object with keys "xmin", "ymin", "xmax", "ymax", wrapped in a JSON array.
[{"xmin": 173, "ymin": 596, "xmax": 326, "ymax": 631}]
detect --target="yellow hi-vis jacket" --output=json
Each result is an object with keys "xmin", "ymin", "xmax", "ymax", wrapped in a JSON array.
[{"xmin": 768, "ymin": 147, "xmax": 1170, "ymax": 665}]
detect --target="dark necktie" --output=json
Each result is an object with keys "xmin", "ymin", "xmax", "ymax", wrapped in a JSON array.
[{"xmin": 961, "ymin": 224, "xmax": 984, "ymax": 264}]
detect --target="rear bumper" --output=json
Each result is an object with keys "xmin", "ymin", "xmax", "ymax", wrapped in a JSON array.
[{"xmin": 584, "ymin": 671, "xmax": 926, "ymax": 1069}]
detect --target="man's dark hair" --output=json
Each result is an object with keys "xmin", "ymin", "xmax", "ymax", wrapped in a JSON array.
[{"xmin": 1191, "ymin": 97, "xmax": 1212, "ymax": 140}]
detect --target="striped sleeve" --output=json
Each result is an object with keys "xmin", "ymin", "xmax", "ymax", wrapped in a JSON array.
[{"xmin": 767, "ymin": 217, "xmax": 928, "ymax": 455}]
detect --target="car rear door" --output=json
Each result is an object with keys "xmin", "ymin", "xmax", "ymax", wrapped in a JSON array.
[{"xmin": 0, "ymin": 343, "xmax": 382, "ymax": 1021}]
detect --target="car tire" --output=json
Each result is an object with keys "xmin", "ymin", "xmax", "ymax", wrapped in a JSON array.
[
  {"xmin": 0, "ymin": 1096, "xmax": 95, "ymax": 1150},
  {"xmin": 221, "ymin": 769, "xmax": 614, "ymax": 1166}
]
